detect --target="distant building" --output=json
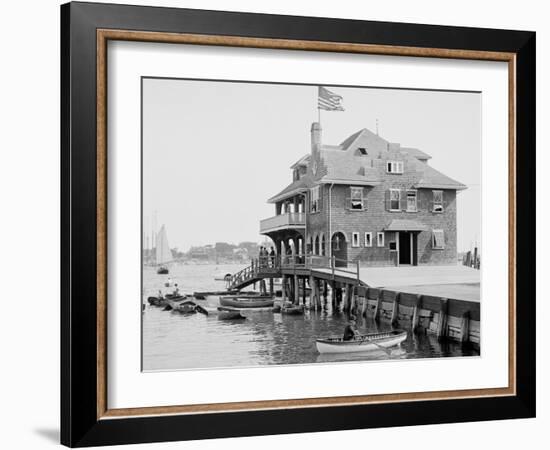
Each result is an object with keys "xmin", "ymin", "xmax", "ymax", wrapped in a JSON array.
[{"xmin": 260, "ymin": 122, "xmax": 466, "ymax": 266}]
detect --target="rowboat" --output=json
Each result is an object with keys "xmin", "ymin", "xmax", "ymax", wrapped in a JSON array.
[
  {"xmin": 147, "ymin": 294, "xmax": 186, "ymax": 307},
  {"xmin": 193, "ymin": 290, "xmax": 239, "ymax": 300},
  {"xmin": 220, "ymin": 293, "xmax": 266, "ymax": 300},
  {"xmin": 217, "ymin": 307, "xmax": 246, "ymax": 320},
  {"xmin": 219, "ymin": 296, "xmax": 274, "ymax": 308},
  {"xmin": 316, "ymin": 330, "xmax": 407, "ymax": 354}
]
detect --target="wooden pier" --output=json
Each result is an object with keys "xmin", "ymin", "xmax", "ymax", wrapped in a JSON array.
[{"xmin": 227, "ymin": 256, "xmax": 481, "ymax": 346}]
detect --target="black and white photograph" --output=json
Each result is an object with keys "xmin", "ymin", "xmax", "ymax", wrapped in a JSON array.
[{"xmin": 141, "ymin": 78, "xmax": 482, "ymax": 371}]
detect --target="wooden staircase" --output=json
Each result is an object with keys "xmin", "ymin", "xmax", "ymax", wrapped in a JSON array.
[{"xmin": 227, "ymin": 257, "xmax": 280, "ymax": 290}]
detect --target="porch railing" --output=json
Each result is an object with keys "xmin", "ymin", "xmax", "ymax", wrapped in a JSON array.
[{"xmin": 259, "ymin": 212, "xmax": 306, "ymax": 233}]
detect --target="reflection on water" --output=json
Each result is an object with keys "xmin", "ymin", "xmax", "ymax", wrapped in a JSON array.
[{"xmin": 142, "ymin": 264, "xmax": 479, "ymax": 371}]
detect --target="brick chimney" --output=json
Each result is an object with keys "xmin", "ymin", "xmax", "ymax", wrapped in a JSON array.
[{"xmin": 311, "ymin": 122, "xmax": 322, "ymax": 154}]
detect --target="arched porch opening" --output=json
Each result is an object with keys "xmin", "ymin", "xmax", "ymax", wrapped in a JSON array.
[{"xmin": 331, "ymin": 231, "xmax": 348, "ymax": 267}]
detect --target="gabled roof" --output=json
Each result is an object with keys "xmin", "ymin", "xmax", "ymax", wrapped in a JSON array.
[
  {"xmin": 401, "ymin": 147, "xmax": 432, "ymax": 161},
  {"xmin": 267, "ymin": 175, "xmax": 311, "ymax": 203},
  {"xmin": 267, "ymin": 124, "xmax": 466, "ymax": 202},
  {"xmin": 413, "ymin": 162, "xmax": 467, "ymax": 190},
  {"xmin": 290, "ymin": 154, "xmax": 310, "ymax": 169},
  {"xmin": 340, "ymin": 129, "xmax": 366, "ymax": 149},
  {"xmin": 317, "ymin": 148, "xmax": 381, "ymax": 186}
]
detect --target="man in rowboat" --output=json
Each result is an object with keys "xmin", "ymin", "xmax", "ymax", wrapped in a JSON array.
[{"xmin": 343, "ymin": 315, "xmax": 360, "ymax": 341}]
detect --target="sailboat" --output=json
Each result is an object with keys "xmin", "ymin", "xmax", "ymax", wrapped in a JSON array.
[{"xmin": 155, "ymin": 225, "xmax": 172, "ymax": 274}]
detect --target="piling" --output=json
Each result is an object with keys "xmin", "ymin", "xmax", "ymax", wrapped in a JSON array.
[
  {"xmin": 356, "ymin": 285, "xmax": 367, "ymax": 317},
  {"xmin": 294, "ymin": 275, "xmax": 300, "ymax": 305},
  {"xmin": 436, "ymin": 298, "xmax": 448, "ymax": 339}
]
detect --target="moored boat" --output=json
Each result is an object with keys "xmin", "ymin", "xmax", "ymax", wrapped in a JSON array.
[
  {"xmin": 219, "ymin": 296, "xmax": 275, "ymax": 308},
  {"xmin": 148, "ymin": 294, "xmax": 186, "ymax": 307},
  {"xmin": 217, "ymin": 307, "xmax": 246, "ymax": 320},
  {"xmin": 316, "ymin": 330, "xmax": 407, "ymax": 354},
  {"xmin": 193, "ymin": 290, "xmax": 239, "ymax": 299}
]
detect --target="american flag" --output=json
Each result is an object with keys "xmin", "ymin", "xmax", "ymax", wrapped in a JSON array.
[{"xmin": 318, "ymin": 86, "xmax": 344, "ymax": 111}]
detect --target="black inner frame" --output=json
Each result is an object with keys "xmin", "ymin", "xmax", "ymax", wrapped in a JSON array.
[{"xmin": 61, "ymin": 2, "xmax": 536, "ymax": 447}]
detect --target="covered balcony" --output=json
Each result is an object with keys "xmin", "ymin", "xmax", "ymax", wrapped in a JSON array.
[{"xmin": 260, "ymin": 212, "xmax": 306, "ymax": 234}]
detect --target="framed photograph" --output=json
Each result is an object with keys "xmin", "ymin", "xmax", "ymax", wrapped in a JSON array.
[{"xmin": 61, "ymin": 2, "xmax": 535, "ymax": 447}]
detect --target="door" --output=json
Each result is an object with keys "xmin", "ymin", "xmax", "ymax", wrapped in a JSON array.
[
  {"xmin": 331, "ymin": 232, "xmax": 348, "ymax": 267},
  {"xmin": 399, "ymin": 232, "xmax": 412, "ymax": 265}
]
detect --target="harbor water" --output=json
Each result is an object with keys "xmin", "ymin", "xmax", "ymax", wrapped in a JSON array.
[{"xmin": 142, "ymin": 263, "xmax": 479, "ymax": 371}]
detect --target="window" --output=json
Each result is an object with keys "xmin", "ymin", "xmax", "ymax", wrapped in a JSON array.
[
  {"xmin": 377, "ymin": 232, "xmax": 385, "ymax": 247},
  {"xmin": 386, "ymin": 160, "xmax": 404, "ymax": 174},
  {"xmin": 406, "ymin": 190, "xmax": 417, "ymax": 212},
  {"xmin": 364, "ymin": 232, "xmax": 372, "ymax": 247},
  {"xmin": 350, "ymin": 187, "xmax": 364, "ymax": 210},
  {"xmin": 432, "ymin": 190, "xmax": 443, "ymax": 212},
  {"xmin": 310, "ymin": 186, "xmax": 320, "ymax": 213},
  {"xmin": 356, "ymin": 147, "xmax": 368, "ymax": 156},
  {"xmin": 432, "ymin": 229, "xmax": 445, "ymax": 249},
  {"xmin": 389, "ymin": 189, "xmax": 401, "ymax": 211},
  {"xmin": 352, "ymin": 232, "xmax": 360, "ymax": 248}
]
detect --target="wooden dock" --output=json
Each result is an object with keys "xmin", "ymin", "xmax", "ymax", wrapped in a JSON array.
[{"xmin": 227, "ymin": 256, "xmax": 481, "ymax": 346}]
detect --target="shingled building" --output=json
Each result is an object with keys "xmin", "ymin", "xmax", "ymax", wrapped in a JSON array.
[{"xmin": 260, "ymin": 122, "xmax": 466, "ymax": 267}]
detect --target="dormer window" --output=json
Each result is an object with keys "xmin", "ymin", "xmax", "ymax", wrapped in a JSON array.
[
  {"xmin": 356, "ymin": 147, "xmax": 368, "ymax": 156},
  {"xmin": 386, "ymin": 161, "xmax": 404, "ymax": 174}
]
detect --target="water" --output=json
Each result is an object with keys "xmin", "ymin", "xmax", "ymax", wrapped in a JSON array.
[{"xmin": 142, "ymin": 263, "xmax": 479, "ymax": 371}]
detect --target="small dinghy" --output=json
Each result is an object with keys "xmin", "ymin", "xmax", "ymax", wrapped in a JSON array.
[
  {"xmin": 193, "ymin": 290, "xmax": 239, "ymax": 300},
  {"xmin": 219, "ymin": 296, "xmax": 274, "ymax": 308},
  {"xmin": 217, "ymin": 307, "xmax": 246, "ymax": 320},
  {"xmin": 147, "ymin": 294, "xmax": 186, "ymax": 307},
  {"xmin": 173, "ymin": 303, "xmax": 197, "ymax": 314},
  {"xmin": 316, "ymin": 330, "xmax": 407, "ymax": 354}
]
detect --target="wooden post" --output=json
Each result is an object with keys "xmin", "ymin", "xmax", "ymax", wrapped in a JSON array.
[
  {"xmin": 437, "ymin": 298, "xmax": 448, "ymax": 339},
  {"xmin": 342, "ymin": 285, "xmax": 348, "ymax": 312},
  {"xmin": 302, "ymin": 277, "xmax": 306, "ymax": 305},
  {"xmin": 411, "ymin": 294, "xmax": 421, "ymax": 332},
  {"xmin": 294, "ymin": 275, "xmax": 300, "ymax": 305},
  {"xmin": 460, "ymin": 311, "xmax": 470, "ymax": 343},
  {"xmin": 281, "ymin": 275, "xmax": 287, "ymax": 303},
  {"xmin": 390, "ymin": 293, "xmax": 399, "ymax": 325},
  {"xmin": 309, "ymin": 275, "xmax": 317, "ymax": 310},
  {"xmin": 323, "ymin": 281, "xmax": 328, "ymax": 308},
  {"xmin": 269, "ymin": 278, "xmax": 274, "ymax": 296}
]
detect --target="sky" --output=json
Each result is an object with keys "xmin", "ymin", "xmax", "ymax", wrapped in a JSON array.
[{"xmin": 142, "ymin": 78, "xmax": 481, "ymax": 253}]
